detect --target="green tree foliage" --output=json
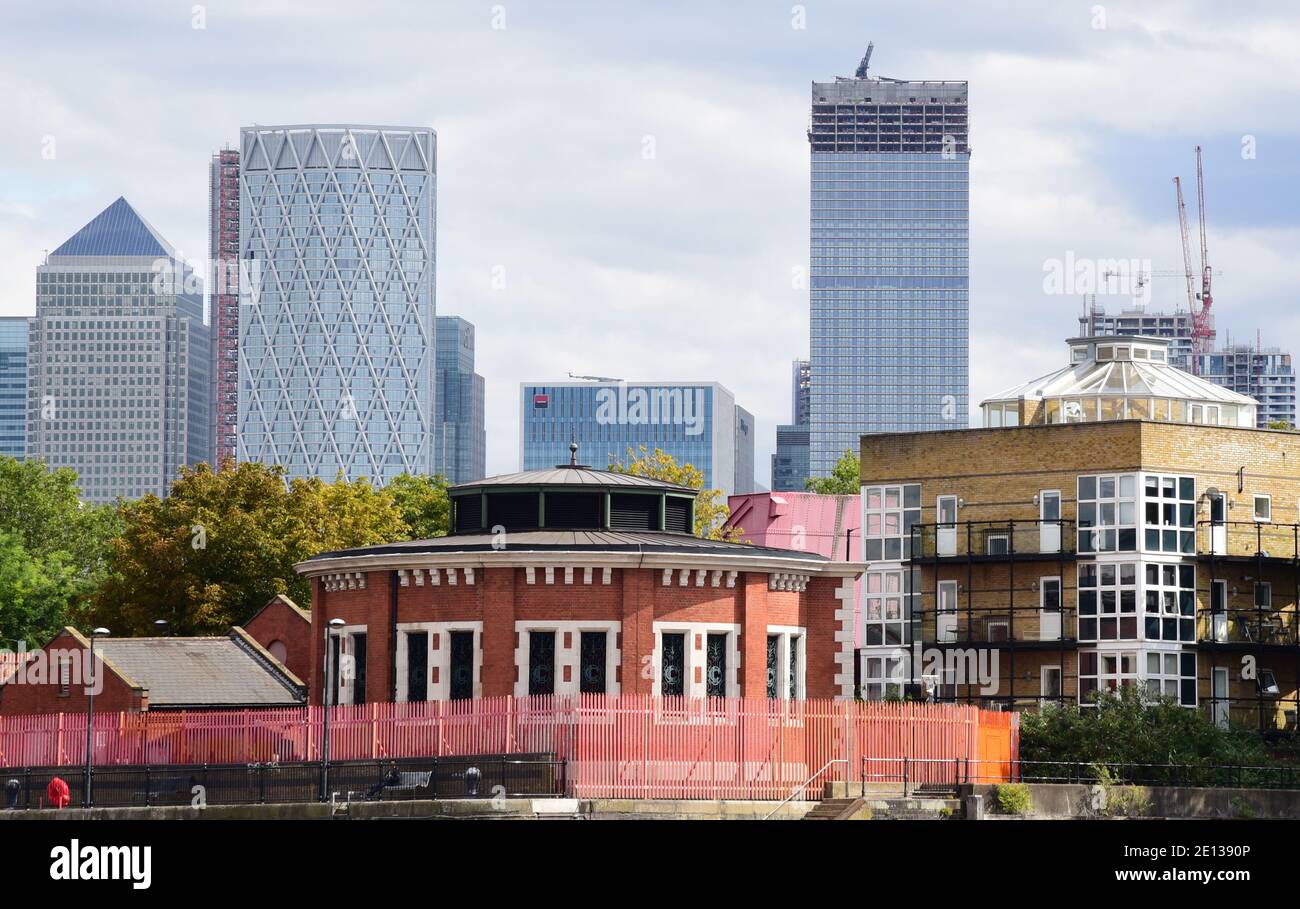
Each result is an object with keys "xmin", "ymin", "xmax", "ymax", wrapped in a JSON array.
[
  {"xmin": 609, "ymin": 446, "xmax": 743, "ymax": 542},
  {"xmin": 385, "ymin": 472, "xmax": 451, "ymax": 540},
  {"xmin": 805, "ymin": 449, "xmax": 860, "ymax": 496},
  {"xmin": 88, "ymin": 462, "xmax": 409, "ymax": 636},
  {"xmin": 1020, "ymin": 687, "xmax": 1274, "ymax": 783},
  {"xmin": 0, "ymin": 457, "xmax": 119, "ymax": 646}
]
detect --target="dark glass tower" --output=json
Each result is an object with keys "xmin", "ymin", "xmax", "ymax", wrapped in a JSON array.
[{"xmin": 808, "ymin": 53, "xmax": 969, "ymax": 476}]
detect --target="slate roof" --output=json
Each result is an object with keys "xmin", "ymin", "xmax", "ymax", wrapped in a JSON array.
[
  {"xmin": 308, "ymin": 529, "xmax": 830, "ymax": 563},
  {"xmin": 96, "ymin": 635, "xmax": 304, "ymax": 707},
  {"xmin": 49, "ymin": 197, "xmax": 173, "ymax": 259}
]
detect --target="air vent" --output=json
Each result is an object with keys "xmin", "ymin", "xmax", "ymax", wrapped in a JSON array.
[
  {"xmin": 487, "ymin": 492, "xmax": 539, "ymax": 529},
  {"xmin": 453, "ymin": 495, "xmax": 482, "ymax": 533},
  {"xmin": 609, "ymin": 494, "xmax": 657, "ymax": 531},
  {"xmin": 665, "ymin": 497, "xmax": 693, "ymax": 534},
  {"xmin": 545, "ymin": 492, "xmax": 603, "ymax": 529}
]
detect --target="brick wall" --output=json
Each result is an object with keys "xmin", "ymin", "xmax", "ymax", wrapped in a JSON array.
[{"xmin": 0, "ymin": 630, "xmax": 146, "ymax": 716}]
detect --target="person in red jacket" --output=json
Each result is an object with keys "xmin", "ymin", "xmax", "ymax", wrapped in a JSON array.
[{"xmin": 47, "ymin": 776, "xmax": 70, "ymax": 809}]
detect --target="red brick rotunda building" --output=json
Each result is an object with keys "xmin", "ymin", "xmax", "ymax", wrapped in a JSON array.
[{"xmin": 297, "ymin": 446, "xmax": 863, "ymax": 706}]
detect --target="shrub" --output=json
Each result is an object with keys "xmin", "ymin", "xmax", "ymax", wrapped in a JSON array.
[{"xmin": 993, "ymin": 783, "xmax": 1031, "ymax": 815}]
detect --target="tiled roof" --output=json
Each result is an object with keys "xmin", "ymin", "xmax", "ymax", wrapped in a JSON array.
[{"xmin": 96, "ymin": 636, "xmax": 304, "ymax": 707}]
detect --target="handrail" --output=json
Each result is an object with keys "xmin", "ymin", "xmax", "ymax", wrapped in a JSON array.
[{"xmin": 762, "ymin": 758, "xmax": 846, "ymax": 820}]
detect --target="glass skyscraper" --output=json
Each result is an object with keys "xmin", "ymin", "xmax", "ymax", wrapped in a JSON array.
[
  {"xmin": 238, "ymin": 125, "xmax": 437, "ymax": 484},
  {"xmin": 808, "ymin": 60, "xmax": 969, "ymax": 476},
  {"xmin": 435, "ymin": 315, "xmax": 486, "ymax": 483},
  {"xmin": 519, "ymin": 381, "xmax": 754, "ymax": 496},
  {"xmin": 27, "ymin": 197, "xmax": 210, "ymax": 502},
  {"xmin": 0, "ymin": 317, "xmax": 28, "ymax": 460}
]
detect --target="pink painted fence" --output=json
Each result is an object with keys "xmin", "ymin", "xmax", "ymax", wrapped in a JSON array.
[{"xmin": 0, "ymin": 696, "xmax": 1017, "ymax": 799}]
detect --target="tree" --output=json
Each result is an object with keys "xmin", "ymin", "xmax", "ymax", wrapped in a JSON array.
[
  {"xmin": 609, "ymin": 446, "xmax": 743, "ymax": 542},
  {"xmin": 0, "ymin": 457, "xmax": 119, "ymax": 646},
  {"xmin": 805, "ymin": 449, "xmax": 860, "ymax": 496},
  {"xmin": 88, "ymin": 462, "xmax": 408, "ymax": 636},
  {"xmin": 385, "ymin": 473, "xmax": 451, "ymax": 539},
  {"xmin": 1267, "ymin": 419, "xmax": 1296, "ymax": 431}
]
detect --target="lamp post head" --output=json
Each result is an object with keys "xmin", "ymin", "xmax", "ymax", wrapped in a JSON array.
[
  {"xmin": 91, "ymin": 628, "xmax": 110, "ymax": 638},
  {"xmin": 327, "ymin": 618, "xmax": 345, "ymax": 630}
]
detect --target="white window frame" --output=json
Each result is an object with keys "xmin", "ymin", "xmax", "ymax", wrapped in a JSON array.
[
  {"xmin": 394, "ymin": 621, "xmax": 483, "ymax": 702},
  {"xmin": 1254, "ymin": 494, "xmax": 1272, "ymax": 523},
  {"xmin": 767, "ymin": 625, "xmax": 807, "ymax": 700},
  {"xmin": 1040, "ymin": 665, "xmax": 1063, "ymax": 700}
]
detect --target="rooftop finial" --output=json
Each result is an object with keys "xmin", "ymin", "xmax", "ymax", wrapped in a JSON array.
[{"xmin": 569, "ymin": 436, "xmax": 579, "ymax": 466}]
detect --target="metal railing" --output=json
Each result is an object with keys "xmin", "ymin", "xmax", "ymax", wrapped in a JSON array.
[
  {"xmin": 761, "ymin": 759, "xmax": 846, "ymax": 820},
  {"xmin": 914, "ymin": 602, "xmax": 1078, "ymax": 645},
  {"xmin": 1199, "ymin": 607, "xmax": 1299, "ymax": 646},
  {"xmin": 0, "ymin": 754, "xmax": 566, "ymax": 811},
  {"xmin": 861, "ymin": 756, "xmax": 1300, "ymax": 792},
  {"xmin": 909, "ymin": 520, "xmax": 1076, "ymax": 560},
  {"xmin": 1198, "ymin": 520, "xmax": 1300, "ymax": 560}
]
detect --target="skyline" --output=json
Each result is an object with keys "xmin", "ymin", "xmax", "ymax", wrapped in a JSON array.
[{"xmin": 3, "ymin": 1, "xmax": 1300, "ymax": 478}]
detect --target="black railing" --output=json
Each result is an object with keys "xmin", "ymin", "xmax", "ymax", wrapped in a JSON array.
[
  {"xmin": 1199, "ymin": 607, "xmax": 1300, "ymax": 646},
  {"xmin": 862, "ymin": 756, "xmax": 1300, "ymax": 791},
  {"xmin": 0, "ymin": 754, "xmax": 566, "ymax": 811},
  {"xmin": 1198, "ymin": 520, "xmax": 1300, "ymax": 560},
  {"xmin": 915, "ymin": 602, "xmax": 1078, "ymax": 645},
  {"xmin": 909, "ymin": 520, "xmax": 1076, "ymax": 560}
]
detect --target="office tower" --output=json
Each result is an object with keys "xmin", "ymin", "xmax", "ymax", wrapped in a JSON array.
[
  {"xmin": 27, "ymin": 197, "xmax": 210, "ymax": 502},
  {"xmin": 791, "ymin": 359, "xmax": 811, "ymax": 427},
  {"xmin": 772, "ymin": 358, "xmax": 812, "ymax": 491},
  {"xmin": 434, "ymin": 315, "xmax": 486, "ymax": 483},
  {"xmin": 808, "ymin": 51, "xmax": 969, "ymax": 476},
  {"xmin": 209, "ymin": 148, "xmax": 240, "ymax": 469},
  {"xmin": 519, "ymin": 380, "xmax": 753, "ymax": 496},
  {"xmin": 733, "ymin": 405, "xmax": 755, "ymax": 494},
  {"xmin": 238, "ymin": 125, "xmax": 436, "ymax": 484},
  {"xmin": 0, "ymin": 317, "xmax": 27, "ymax": 460}
]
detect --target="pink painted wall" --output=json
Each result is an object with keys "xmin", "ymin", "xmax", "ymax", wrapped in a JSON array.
[{"xmin": 725, "ymin": 492, "xmax": 865, "ymax": 646}]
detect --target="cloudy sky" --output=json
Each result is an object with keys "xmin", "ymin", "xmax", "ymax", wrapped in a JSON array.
[{"xmin": 2, "ymin": 0, "xmax": 1299, "ymax": 478}]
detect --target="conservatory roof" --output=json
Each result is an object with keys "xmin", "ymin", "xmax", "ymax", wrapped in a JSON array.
[{"xmin": 983, "ymin": 336, "xmax": 1256, "ymax": 408}]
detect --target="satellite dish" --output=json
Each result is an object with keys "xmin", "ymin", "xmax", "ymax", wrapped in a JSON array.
[{"xmin": 1205, "ymin": 486, "xmax": 1220, "ymax": 499}]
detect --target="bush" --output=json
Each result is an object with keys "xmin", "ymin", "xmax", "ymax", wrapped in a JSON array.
[
  {"xmin": 993, "ymin": 783, "xmax": 1031, "ymax": 815},
  {"xmin": 1019, "ymin": 686, "xmax": 1274, "ymax": 786}
]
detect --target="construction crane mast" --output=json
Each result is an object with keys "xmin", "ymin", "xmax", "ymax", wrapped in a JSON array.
[
  {"xmin": 1192, "ymin": 145, "xmax": 1215, "ymax": 360},
  {"xmin": 1173, "ymin": 175, "xmax": 1199, "ymax": 370}
]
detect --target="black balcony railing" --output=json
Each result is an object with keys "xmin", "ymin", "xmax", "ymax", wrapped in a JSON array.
[
  {"xmin": 909, "ymin": 520, "xmax": 1076, "ymax": 561},
  {"xmin": 1197, "ymin": 520, "xmax": 1300, "ymax": 560},
  {"xmin": 1199, "ymin": 608, "xmax": 1300, "ymax": 646},
  {"xmin": 914, "ymin": 601, "xmax": 1078, "ymax": 646}
]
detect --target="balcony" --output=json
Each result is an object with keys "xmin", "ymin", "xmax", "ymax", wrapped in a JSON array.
[
  {"xmin": 914, "ymin": 598, "xmax": 1077, "ymax": 649},
  {"xmin": 909, "ymin": 520, "xmax": 1076, "ymax": 563},
  {"xmin": 1197, "ymin": 520, "xmax": 1300, "ymax": 561},
  {"xmin": 1199, "ymin": 608, "xmax": 1299, "ymax": 648}
]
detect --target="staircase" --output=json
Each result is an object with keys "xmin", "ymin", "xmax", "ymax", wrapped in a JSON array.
[
  {"xmin": 802, "ymin": 798, "xmax": 866, "ymax": 820},
  {"xmin": 866, "ymin": 797, "xmax": 962, "ymax": 820}
]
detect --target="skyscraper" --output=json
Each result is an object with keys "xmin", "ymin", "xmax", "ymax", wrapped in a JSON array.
[
  {"xmin": 209, "ymin": 148, "xmax": 240, "ymax": 469},
  {"xmin": 27, "ymin": 197, "xmax": 210, "ymax": 502},
  {"xmin": 771, "ymin": 358, "xmax": 811, "ymax": 491},
  {"xmin": 808, "ymin": 51, "xmax": 969, "ymax": 476},
  {"xmin": 519, "ymin": 380, "xmax": 754, "ymax": 496},
  {"xmin": 0, "ymin": 317, "xmax": 27, "ymax": 460},
  {"xmin": 434, "ymin": 315, "xmax": 486, "ymax": 483},
  {"xmin": 238, "ymin": 125, "xmax": 437, "ymax": 484}
]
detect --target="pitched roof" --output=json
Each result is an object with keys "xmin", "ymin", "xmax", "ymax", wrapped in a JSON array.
[
  {"xmin": 50, "ymin": 197, "xmax": 172, "ymax": 259},
  {"xmin": 95, "ymin": 635, "xmax": 304, "ymax": 707}
]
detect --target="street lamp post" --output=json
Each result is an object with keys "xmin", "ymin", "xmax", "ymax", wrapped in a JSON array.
[
  {"xmin": 321, "ymin": 617, "xmax": 345, "ymax": 801},
  {"xmin": 84, "ymin": 627, "xmax": 110, "ymax": 808}
]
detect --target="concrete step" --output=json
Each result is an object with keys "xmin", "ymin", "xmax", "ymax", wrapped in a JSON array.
[
  {"xmin": 866, "ymin": 797, "xmax": 963, "ymax": 820},
  {"xmin": 803, "ymin": 798, "xmax": 862, "ymax": 820}
]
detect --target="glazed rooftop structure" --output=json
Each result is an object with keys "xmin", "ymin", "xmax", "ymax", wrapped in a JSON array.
[{"xmin": 981, "ymin": 336, "xmax": 1257, "ymax": 429}]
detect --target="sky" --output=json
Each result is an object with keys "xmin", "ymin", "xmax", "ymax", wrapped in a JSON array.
[{"xmin": 2, "ymin": 0, "xmax": 1299, "ymax": 478}]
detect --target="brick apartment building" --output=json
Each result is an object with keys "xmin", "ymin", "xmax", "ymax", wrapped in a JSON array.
[
  {"xmin": 295, "ymin": 447, "xmax": 863, "ymax": 705},
  {"xmin": 859, "ymin": 335, "xmax": 1300, "ymax": 732}
]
